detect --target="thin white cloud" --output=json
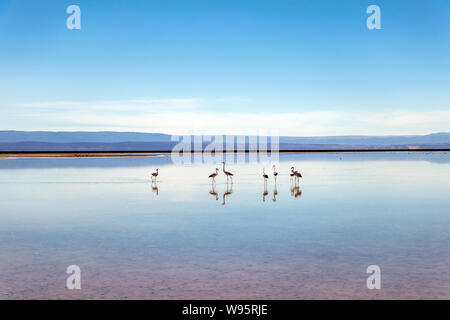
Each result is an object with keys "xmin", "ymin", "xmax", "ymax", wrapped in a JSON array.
[
  {"xmin": 5, "ymin": 99, "xmax": 450, "ymax": 135},
  {"xmin": 20, "ymin": 98, "xmax": 203, "ymax": 112}
]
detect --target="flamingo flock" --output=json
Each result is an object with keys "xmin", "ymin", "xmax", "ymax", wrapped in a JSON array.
[
  {"xmin": 149, "ymin": 163, "xmax": 302, "ymax": 203},
  {"xmin": 208, "ymin": 163, "xmax": 302, "ymax": 185},
  {"xmin": 260, "ymin": 165, "xmax": 301, "ymax": 184},
  {"xmin": 151, "ymin": 163, "xmax": 302, "ymax": 184}
]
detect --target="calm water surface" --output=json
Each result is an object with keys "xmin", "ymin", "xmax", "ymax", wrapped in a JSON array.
[{"xmin": 0, "ymin": 152, "xmax": 449, "ymax": 299}]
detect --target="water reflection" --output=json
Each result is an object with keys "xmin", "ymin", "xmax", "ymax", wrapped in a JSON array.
[
  {"xmin": 222, "ymin": 182, "xmax": 233, "ymax": 206},
  {"xmin": 273, "ymin": 184, "xmax": 278, "ymax": 202},
  {"xmin": 262, "ymin": 183, "xmax": 269, "ymax": 202},
  {"xmin": 290, "ymin": 185, "xmax": 302, "ymax": 198},
  {"xmin": 1, "ymin": 152, "xmax": 449, "ymax": 299},
  {"xmin": 209, "ymin": 184, "xmax": 218, "ymax": 201},
  {"xmin": 148, "ymin": 169, "xmax": 303, "ymax": 202},
  {"xmin": 150, "ymin": 181, "xmax": 159, "ymax": 196}
]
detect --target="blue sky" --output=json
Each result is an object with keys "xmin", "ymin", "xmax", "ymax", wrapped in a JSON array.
[{"xmin": 0, "ymin": 0, "xmax": 449, "ymax": 135}]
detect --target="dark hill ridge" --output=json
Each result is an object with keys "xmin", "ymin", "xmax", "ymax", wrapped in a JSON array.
[
  {"xmin": 0, "ymin": 131, "xmax": 171, "ymax": 143},
  {"xmin": 0, "ymin": 131, "xmax": 449, "ymax": 151}
]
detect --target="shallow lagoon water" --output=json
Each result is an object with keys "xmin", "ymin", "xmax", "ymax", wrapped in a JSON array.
[{"xmin": 0, "ymin": 152, "xmax": 449, "ymax": 299}]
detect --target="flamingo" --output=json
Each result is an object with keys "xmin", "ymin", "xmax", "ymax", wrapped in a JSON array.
[
  {"xmin": 208, "ymin": 168, "xmax": 219, "ymax": 183},
  {"xmin": 151, "ymin": 168, "xmax": 159, "ymax": 182},
  {"xmin": 222, "ymin": 162, "xmax": 234, "ymax": 183},
  {"xmin": 294, "ymin": 169, "xmax": 302, "ymax": 180},
  {"xmin": 272, "ymin": 164, "xmax": 278, "ymax": 182},
  {"xmin": 289, "ymin": 167, "xmax": 295, "ymax": 183},
  {"xmin": 262, "ymin": 168, "xmax": 269, "ymax": 182},
  {"xmin": 290, "ymin": 167, "xmax": 302, "ymax": 183}
]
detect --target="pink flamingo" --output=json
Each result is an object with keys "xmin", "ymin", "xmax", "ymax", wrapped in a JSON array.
[
  {"xmin": 262, "ymin": 168, "xmax": 269, "ymax": 182},
  {"xmin": 222, "ymin": 162, "xmax": 234, "ymax": 183},
  {"xmin": 290, "ymin": 167, "xmax": 295, "ymax": 182},
  {"xmin": 151, "ymin": 168, "xmax": 159, "ymax": 182},
  {"xmin": 272, "ymin": 164, "xmax": 278, "ymax": 182},
  {"xmin": 208, "ymin": 168, "xmax": 219, "ymax": 183}
]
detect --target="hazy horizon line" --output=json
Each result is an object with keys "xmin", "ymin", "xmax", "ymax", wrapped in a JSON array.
[{"xmin": 1, "ymin": 129, "xmax": 449, "ymax": 138}]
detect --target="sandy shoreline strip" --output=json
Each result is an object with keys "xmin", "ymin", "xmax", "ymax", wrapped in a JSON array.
[
  {"xmin": 0, "ymin": 153, "xmax": 166, "ymax": 159},
  {"xmin": 0, "ymin": 149, "xmax": 448, "ymax": 159}
]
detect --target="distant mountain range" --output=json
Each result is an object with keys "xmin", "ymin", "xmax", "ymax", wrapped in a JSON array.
[{"xmin": 0, "ymin": 131, "xmax": 449, "ymax": 152}]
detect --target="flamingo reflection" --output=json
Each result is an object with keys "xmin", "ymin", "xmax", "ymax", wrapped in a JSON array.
[
  {"xmin": 262, "ymin": 183, "xmax": 268, "ymax": 202},
  {"xmin": 151, "ymin": 181, "xmax": 159, "ymax": 196},
  {"xmin": 222, "ymin": 182, "xmax": 233, "ymax": 205},
  {"xmin": 290, "ymin": 185, "xmax": 302, "ymax": 198},
  {"xmin": 209, "ymin": 184, "xmax": 218, "ymax": 201}
]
